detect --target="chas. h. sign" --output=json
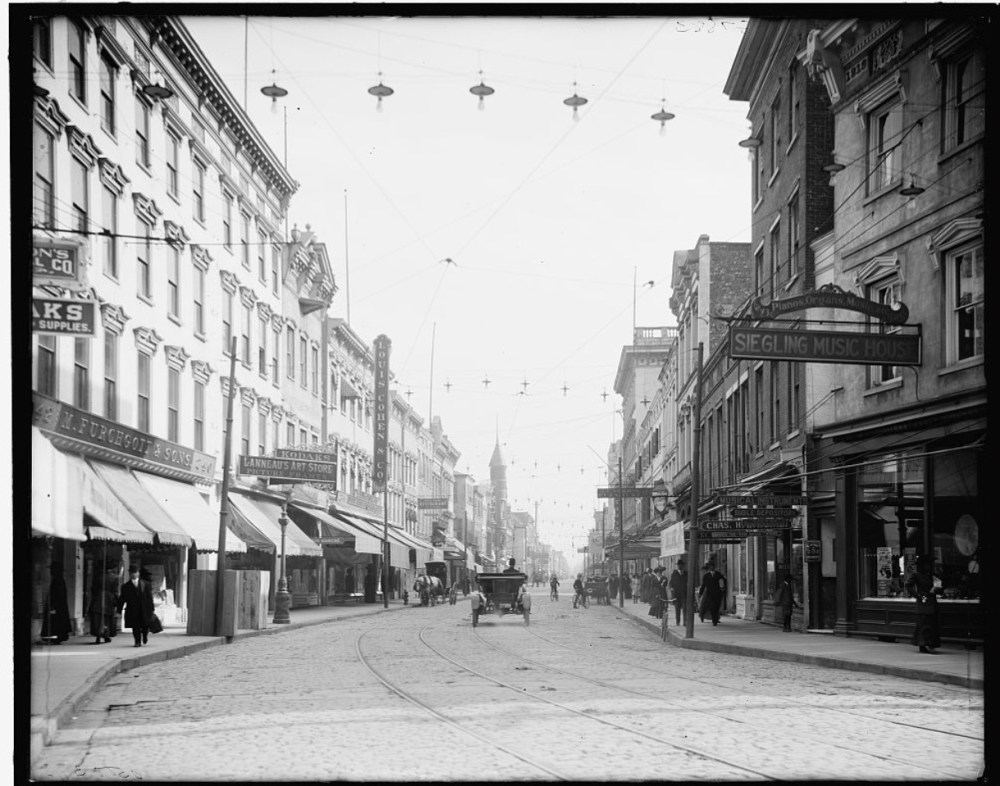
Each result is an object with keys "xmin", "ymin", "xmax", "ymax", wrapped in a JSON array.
[{"xmin": 372, "ymin": 334, "xmax": 390, "ymax": 492}]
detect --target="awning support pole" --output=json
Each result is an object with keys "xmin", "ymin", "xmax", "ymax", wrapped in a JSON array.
[{"xmin": 214, "ymin": 338, "xmax": 237, "ymax": 637}]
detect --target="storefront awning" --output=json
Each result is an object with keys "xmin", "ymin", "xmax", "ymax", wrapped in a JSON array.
[
  {"xmin": 134, "ymin": 471, "xmax": 246, "ymax": 553},
  {"xmin": 88, "ymin": 460, "xmax": 192, "ymax": 547},
  {"xmin": 227, "ymin": 501, "xmax": 276, "ymax": 553},
  {"xmin": 330, "ymin": 510, "xmax": 414, "ymax": 564},
  {"xmin": 386, "ymin": 527, "xmax": 435, "ymax": 566},
  {"xmin": 32, "ymin": 428, "xmax": 94, "ymax": 541},
  {"xmin": 229, "ymin": 494, "xmax": 322, "ymax": 557},
  {"xmin": 289, "ymin": 503, "xmax": 357, "ymax": 543},
  {"xmin": 327, "ymin": 510, "xmax": 384, "ymax": 555}
]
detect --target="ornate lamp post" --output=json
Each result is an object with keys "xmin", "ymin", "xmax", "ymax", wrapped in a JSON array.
[{"xmin": 273, "ymin": 503, "xmax": 291, "ymax": 624}]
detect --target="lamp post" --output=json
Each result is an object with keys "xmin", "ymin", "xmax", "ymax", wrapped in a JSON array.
[
  {"xmin": 684, "ymin": 342, "xmax": 704, "ymax": 639},
  {"xmin": 273, "ymin": 503, "xmax": 291, "ymax": 624}
]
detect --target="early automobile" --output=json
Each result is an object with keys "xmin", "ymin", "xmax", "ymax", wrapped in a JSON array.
[{"xmin": 470, "ymin": 572, "xmax": 531, "ymax": 627}]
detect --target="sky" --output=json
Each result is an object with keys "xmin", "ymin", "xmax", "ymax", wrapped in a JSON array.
[{"xmin": 182, "ymin": 13, "xmax": 752, "ymax": 568}]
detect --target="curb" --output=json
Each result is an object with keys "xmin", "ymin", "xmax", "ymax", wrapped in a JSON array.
[
  {"xmin": 624, "ymin": 611, "xmax": 983, "ymax": 690},
  {"xmin": 31, "ymin": 603, "xmax": 411, "ymax": 764}
]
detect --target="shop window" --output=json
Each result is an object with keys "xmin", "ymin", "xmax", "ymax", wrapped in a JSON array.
[
  {"xmin": 931, "ymin": 448, "xmax": 981, "ymax": 599},
  {"xmin": 856, "ymin": 451, "xmax": 924, "ymax": 599}
]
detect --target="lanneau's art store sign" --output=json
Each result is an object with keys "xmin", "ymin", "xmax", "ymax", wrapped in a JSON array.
[{"xmin": 731, "ymin": 285, "xmax": 920, "ymax": 366}]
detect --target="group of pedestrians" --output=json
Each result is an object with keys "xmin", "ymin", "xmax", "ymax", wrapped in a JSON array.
[{"xmin": 642, "ymin": 559, "xmax": 727, "ymax": 627}]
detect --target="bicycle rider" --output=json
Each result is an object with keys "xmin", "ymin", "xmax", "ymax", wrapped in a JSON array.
[
  {"xmin": 573, "ymin": 573, "xmax": 588, "ymax": 608},
  {"xmin": 549, "ymin": 574, "xmax": 560, "ymax": 601}
]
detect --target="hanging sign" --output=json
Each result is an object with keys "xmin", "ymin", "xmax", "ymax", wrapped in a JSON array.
[
  {"xmin": 597, "ymin": 485, "xmax": 654, "ymax": 498},
  {"xmin": 372, "ymin": 334, "xmax": 390, "ymax": 492},
  {"xmin": 715, "ymin": 494, "xmax": 809, "ymax": 506},
  {"xmin": 33, "ymin": 236, "xmax": 89, "ymax": 289},
  {"xmin": 32, "ymin": 298, "xmax": 96, "ymax": 336},
  {"xmin": 238, "ymin": 455, "xmax": 337, "ymax": 483},
  {"xmin": 729, "ymin": 325, "xmax": 921, "ymax": 366},
  {"xmin": 418, "ymin": 497, "xmax": 450, "ymax": 510},
  {"xmin": 805, "ymin": 540, "xmax": 822, "ymax": 563},
  {"xmin": 275, "ymin": 447, "xmax": 337, "ymax": 463},
  {"xmin": 746, "ymin": 285, "xmax": 910, "ymax": 325}
]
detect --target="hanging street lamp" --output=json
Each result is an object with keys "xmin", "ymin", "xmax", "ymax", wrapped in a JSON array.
[
  {"xmin": 651, "ymin": 102, "xmax": 675, "ymax": 136},
  {"xmin": 563, "ymin": 81, "xmax": 587, "ymax": 122},
  {"xmin": 469, "ymin": 71, "xmax": 495, "ymax": 110},
  {"xmin": 261, "ymin": 69, "xmax": 288, "ymax": 113},
  {"xmin": 368, "ymin": 72, "xmax": 394, "ymax": 111}
]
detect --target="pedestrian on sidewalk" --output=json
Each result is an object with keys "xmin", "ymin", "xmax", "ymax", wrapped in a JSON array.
[
  {"xmin": 668, "ymin": 559, "xmax": 689, "ymax": 626},
  {"xmin": 88, "ymin": 568, "xmax": 118, "ymax": 644},
  {"xmin": 631, "ymin": 572, "xmax": 640, "ymax": 604},
  {"xmin": 640, "ymin": 568, "xmax": 655, "ymax": 604},
  {"xmin": 41, "ymin": 562, "xmax": 72, "ymax": 644},
  {"xmin": 572, "ymin": 574, "xmax": 587, "ymax": 608},
  {"xmin": 775, "ymin": 573, "xmax": 800, "ymax": 632},
  {"xmin": 698, "ymin": 564, "xmax": 724, "ymax": 625},
  {"xmin": 648, "ymin": 566, "xmax": 667, "ymax": 619},
  {"xmin": 117, "ymin": 565, "xmax": 154, "ymax": 647},
  {"xmin": 904, "ymin": 555, "xmax": 942, "ymax": 653},
  {"xmin": 623, "ymin": 573, "xmax": 632, "ymax": 601}
]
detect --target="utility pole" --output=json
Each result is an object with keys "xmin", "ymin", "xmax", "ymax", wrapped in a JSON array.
[
  {"xmin": 618, "ymin": 455, "xmax": 625, "ymax": 608},
  {"xmin": 214, "ymin": 337, "xmax": 237, "ymax": 637},
  {"xmin": 684, "ymin": 342, "xmax": 704, "ymax": 639}
]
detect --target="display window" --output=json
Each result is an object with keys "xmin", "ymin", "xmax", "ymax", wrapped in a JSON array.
[{"xmin": 931, "ymin": 448, "xmax": 981, "ymax": 600}]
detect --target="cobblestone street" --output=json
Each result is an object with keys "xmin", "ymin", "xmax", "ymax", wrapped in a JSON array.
[{"xmin": 31, "ymin": 600, "xmax": 984, "ymax": 781}]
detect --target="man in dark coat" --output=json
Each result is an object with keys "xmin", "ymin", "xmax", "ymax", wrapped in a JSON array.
[
  {"xmin": 117, "ymin": 565, "xmax": 154, "ymax": 647},
  {"xmin": 698, "ymin": 563, "xmax": 724, "ymax": 625},
  {"xmin": 42, "ymin": 561, "xmax": 72, "ymax": 643},
  {"xmin": 640, "ymin": 568, "xmax": 654, "ymax": 603},
  {"xmin": 667, "ymin": 558, "xmax": 689, "ymax": 626}
]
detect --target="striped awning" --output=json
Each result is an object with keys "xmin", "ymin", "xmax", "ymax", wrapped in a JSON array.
[
  {"xmin": 134, "ymin": 471, "xmax": 246, "ymax": 553},
  {"xmin": 228, "ymin": 494, "xmax": 322, "ymax": 557},
  {"xmin": 88, "ymin": 460, "xmax": 191, "ymax": 547}
]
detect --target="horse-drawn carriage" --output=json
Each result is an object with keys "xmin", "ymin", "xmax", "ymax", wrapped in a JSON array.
[
  {"xmin": 413, "ymin": 574, "xmax": 444, "ymax": 606},
  {"xmin": 470, "ymin": 572, "xmax": 531, "ymax": 627}
]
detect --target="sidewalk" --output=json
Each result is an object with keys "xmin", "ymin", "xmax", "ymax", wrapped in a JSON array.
[
  {"xmin": 30, "ymin": 599, "xmax": 412, "ymax": 764},
  {"xmin": 31, "ymin": 596, "xmax": 984, "ymax": 765},
  {"xmin": 612, "ymin": 599, "xmax": 984, "ymax": 690}
]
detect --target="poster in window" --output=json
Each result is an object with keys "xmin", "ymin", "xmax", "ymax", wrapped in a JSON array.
[{"xmin": 876, "ymin": 546, "xmax": 892, "ymax": 596}]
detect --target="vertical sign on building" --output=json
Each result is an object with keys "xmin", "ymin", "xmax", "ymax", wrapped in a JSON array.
[{"xmin": 372, "ymin": 334, "xmax": 391, "ymax": 492}]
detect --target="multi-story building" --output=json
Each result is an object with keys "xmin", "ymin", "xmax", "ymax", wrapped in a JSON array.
[
  {"xmin": 487, "ymin": 437, "xmax": 510, "ymax": 570},
  {"xmin": 799, "ymin": 17, "xmax": 984, "ymax": 643},
  {"xmin": 30, "ymin": 15, "xmax": 304, "ymax": 636}
]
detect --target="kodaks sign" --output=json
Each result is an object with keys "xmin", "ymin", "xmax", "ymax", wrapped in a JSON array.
[{"xmin": 33, "ymin": 298, "xmax": 96, "ymax": 336}]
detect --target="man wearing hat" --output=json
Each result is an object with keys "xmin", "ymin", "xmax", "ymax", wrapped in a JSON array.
[
  {"xmin": 668, "ymin": 558, "xmax": 689, "ymax": 626},
  {"xmin": 117, "ymin": 565, "xmax": 154, "ymax": 647}
]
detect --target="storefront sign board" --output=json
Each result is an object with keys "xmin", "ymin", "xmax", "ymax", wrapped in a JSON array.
[
  {"xmin": 32, "ymin": 298, "xmax": 96, "ymax": 336},
  {"xmin": 729, "ymin": 325, "xmax": 921, "ymax": 366},
  {"xmin": 418, "ymin": 497, "xmax": 450, "ymax": 509},
  {"xmin": 715, "ymin": 494, "xmax": 809, "ymax": 506},
  {"xmin": 33, "ymin": 236, "xmax": 89, "ymax": 289},
  {"xmin": 275, "ymin": 448, "xmax": 337, "ymax": 463},
  {"xmin": 238, "ymin": 455, "xmax": 337, "ymax": 483},
  {"xmin": 33, "ymin": 391, "xmax": 216, "ymax": 480},
  {"xmin": 372, "ymin": 334, "xmax": 390, "ymax": 492},
  {"xmin": 805, "ymin": 540, "xmax": 822, "ymax": 562},
  {"xmin": 597, "ymin": 485, "xmax": 654, "ymax": 498}
]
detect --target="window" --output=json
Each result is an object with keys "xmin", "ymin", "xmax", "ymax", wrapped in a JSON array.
[
  {"xmin": 68, "ymin": 21, "xmax": 86, "ymax": 103},
  {"xmin": 754, "ymin": 366, "xmax": 764, "ymax": 453},
  {"xmin": 285, "ymin": 326, "xmax": 295, "ymax": 379},
  {"xmin": 754, "ymin": 246, "xmax": 765, "ymax": 297},
  {"xmin": 241, "ymin": 404, "xmax": 251, "ymax": 456},
  {"xmin": 135, "ymin": 96, "xmax": 150, "ymax": 167},
  {"xmin": 271, "ymin": 245, "xmax": 280, "ymax": 295},
  {"xmin": 167, "ymin": 246, "xmax": 180, "ymax": 319},
  {"xmin": 136, "ymin": 218, "xmax": 152, "ymax": 299},
  {"xmin": 769, "ymin": 220, "xmax": 781, "ymax": 294},
  {"xmin": 299, "ymin": 336, "xmax": 307, "ymax": 387},
  {"xmin": 34, "ymin": 18, "xmax": 52, "ymax": 68},
  {"xmin": 104, "ymin": 330, "xmax": 117, "ymax": 420},
  {"xmin": 193, "ymin": 263, "xmax": 205, "ymax": 335},
  {"xmin": 223, "ymin": 195, "xmax": 233, "ymax": 250},
  {"xmin": 770, "ymin": 362, "xmax": 780, "ymax": 444},
  {"xmin": 311, "ymin": 346, "xmax": 319, "ymax": 394},
  {"xmin": 166, "ymin": 132, "xmax": 180, "ymax": 197},
  {"xmin": 259, "ymin": 316, "xmax": 268, "ymax": 375},
  {"xmin": 787, "ymin": 194, "xmax": 800, "ymax": 280},
  {"xmin": 240, "ymin": 213, "xmax": 250, "ymax": 268},
  {"xmin": 33, "ymin": 124, "xmax": 55, "ymax": 226},
  {"xmin": 299, "ymin": 428, "xmax": 308, "ymax": 447},
  {"xmin": 273, "ymin": 417, "xmax": 280, "ymax": 451},
  {"xmin": 73, "ymin": 338, "xmax": 90, "ymax": 410},
  {"xmin": 787, "ymin": 63, "xmax": 799, "ymax": 141},
  {"xmin": 257, "ymin": 231, "xmax": 267, "ymax": 282},
  {"xmin": 167, "ymin": 367, "xmax": 180, "ymax": 442},
  {"xmin": 71, "ymin": 157, "xmax": 88, "ymax": 232},
  {"xmin": 258, "ymin": 412, "xmax": 267, "ymax": 455},
  {"xmin": 241, "ymin": 304, "xmax": 252, "ymax": 365},
  {"xmin": 193, "ymin": 380, "xmax": 205, "ymax": 451},
  {"xmin": 944, "ymin": 49, "xmax": 985, "ymax": 150},
  {"xmin": 751, "ymin": 142, "xmax": 762, "ymax": 205},
  {"xmin": 286, "ymin": 422, "xmax": 295, "ymax": 447},
  {"xmin": 947, "ymin": 241, "xmax": 984, "ymax": 363},
  {"xmin": 101, "ymin": 186, "xmax": 117, "ymax": 277},
  {"xmin": 869, "ymin": 277, "xmax": 902, "ymax": 386},
  {"xmin": 37, "ymin": 335, "xmax": 57, "ymax": 396},
  {"xmin": 99, "ymin": 54, "xmax": 116, "ymax": 135},
  {"xmin": 193, "ymin": 160, "xmax": 206, "ymax": 223},
  {"xmin": 222, "ymin": 290, "xmax": 234, "ymax": 355},
  {"xmin": 137, "ymin": 352, "xmax": 150, "ymax": 432},
  {"xmin": 272, "ymin": 328, "xmax": 279, "ymax": 384},
  {"xmin": 787, "ymin": 359, "xmax": 800, "ymax": 433},
  {"xmin": 769, "ymin": 95, "xmax": 780, "ymax": 177},
  {"xmin": 869, "ymin": 101, "xmax": 901, "ymax": 193}
]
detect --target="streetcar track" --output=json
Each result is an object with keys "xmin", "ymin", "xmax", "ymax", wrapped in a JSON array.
[
  {"xmin": 415, "ymin": 622, "xmax": 778, "ymax": 780},
  {"xmin": 353, "ymin": 625, "xmax": 569, "ymax": 781},
  {"xmin": 519, "ymin": 616, "xmax": 982, "ymax": 742},
  {"xmin": 465, "ymin": 624, "xmax": 976, "ymax": 782}
]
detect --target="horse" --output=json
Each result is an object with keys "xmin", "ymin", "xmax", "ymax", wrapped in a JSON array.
[{"xmin": 413, "ymin": 575, "xmax": 444, "ymax": 606}]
